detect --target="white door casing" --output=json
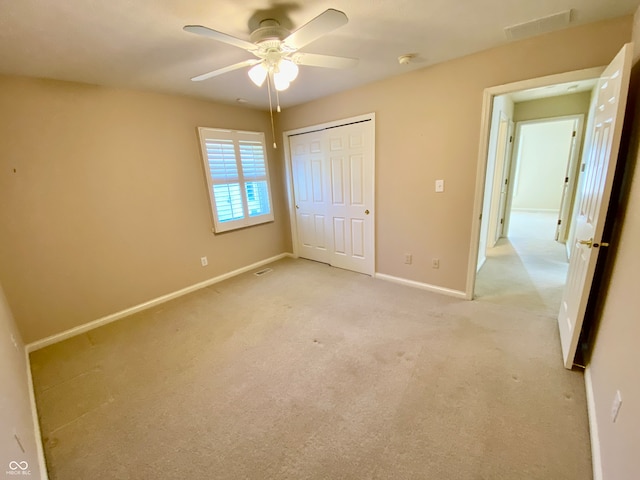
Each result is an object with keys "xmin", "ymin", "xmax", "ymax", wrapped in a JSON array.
[
  {"xmin": 286, "ymin": 114, "xmax": 375, "ymax": 276},
  {"xmin": 557, "ymin": 43, "xmax": 633, "ymax": 369}
]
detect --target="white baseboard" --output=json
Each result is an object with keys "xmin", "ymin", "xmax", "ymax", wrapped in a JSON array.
[
  {"xmin": 26, "ymin": 253, "xmax": 292, "ymax": 352},
  {"xmin": 25, "ymin": 349, "xmax": 49, "ymax": 479},
  {"xmin": 584, "ymin": 366, "xmax": 603, "ymax": 480},
  {"xmin": 374, "ymin": 273, "xmax": 466, "ymax": 299}
]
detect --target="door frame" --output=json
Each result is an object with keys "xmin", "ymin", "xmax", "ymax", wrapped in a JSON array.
[
  {"xmin": 504, "ymin": 114, "xmax": 585, "ymax": 241},
  {"xmin": 487, "ymin": 112, "xmax": 514, "ymax": 248},
  {"xmin": 283, "ymin": 112, "xmax": 376, "ymax": 266},
  {"xmin": 465, "ymin": 67, "xmax": 604, "ymax": 299},
  {"xmin": 496, "ymin": 119, "xmax": 515, "ymax": 242}
]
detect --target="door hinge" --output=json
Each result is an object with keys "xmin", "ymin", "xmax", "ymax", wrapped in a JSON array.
[
  {"xmin": 557, "ymin": 219, "xmax": 562, "ymax": 225},
  {"xmin": 572, "ymin": 130, "xmax": 577, "ymax": 137},
  {"xmin": 565, "ymin": 176, "xmax": 569, "ymax": 183},
  {"xmin": 509, "ymin": 135, "xmax": 513, "ymax": 143},
  {"xmin": 500, "ymin": 218, "xmax": 504, "ymax": 225},
  {"xmin": 505, "ymin": 178, "xmax": 508, "ymax": 185},
  {"xmin": 479, "ymin": 213, "xmax": 483, "ymax": 221}
]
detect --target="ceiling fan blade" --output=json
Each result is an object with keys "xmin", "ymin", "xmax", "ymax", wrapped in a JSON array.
[
  {"xmin": 191, "ymin": 59, "xmax": 260, "ymax": 82},
  {"xmin": 292, "ymin": 52, "xmax": 358, "ymax": 69},
  {"xmin": 282, "ymin": 9, "xmax": 348, "ymax": 51},
  {"xmin": 184, "ymin": 25, "xmax": 257, "ymax": 52}
]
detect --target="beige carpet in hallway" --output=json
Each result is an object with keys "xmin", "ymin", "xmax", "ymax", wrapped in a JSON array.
[
  {"xmin": 475, "ymin": 211, "xmax": 569, "ymax": 317},
  {"xmin": 30, "ymin": 256, "xmax": 591, "ymax": 479}
]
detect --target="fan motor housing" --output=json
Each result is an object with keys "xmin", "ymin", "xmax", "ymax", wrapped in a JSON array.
[{"xmin": 250, "ymin": 19, "xmax": 289, "ymax": 44}]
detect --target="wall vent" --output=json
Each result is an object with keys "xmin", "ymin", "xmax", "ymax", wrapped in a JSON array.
[
  {"xmin": 504, "ymin": 9, "xmax": 573, "ymax": 41},
  {"xmin": 254, "ymin": 268, "xmax": 273, "ymax": 276}
]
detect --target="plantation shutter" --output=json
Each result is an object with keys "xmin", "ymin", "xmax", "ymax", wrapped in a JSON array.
[
  {"xmin": 239, "ymin": 139, "xmax": 271, "ymax": 218},
  {"xmin": 198, "ymin": 128, "xmax": 274, "ymax": 233}
]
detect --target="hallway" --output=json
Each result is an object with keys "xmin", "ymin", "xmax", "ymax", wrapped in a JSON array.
[{"xmin": 475, "ymin": 211, "xmax": 569, "ymax": 317}]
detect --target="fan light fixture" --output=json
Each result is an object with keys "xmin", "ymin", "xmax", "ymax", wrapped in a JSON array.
[
  {"xmin": 248, "ymin": 58, "xmax": 299, "ymax": 91},
  {"xmin": 184, "ymin": 8, "xmax": 357, "ymax": 147}
]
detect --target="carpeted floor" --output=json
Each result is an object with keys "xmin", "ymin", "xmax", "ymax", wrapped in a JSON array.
[
  {"xmin": 30, "ymin": 229, "xmax": 591, "ymax": 479},
  {"xmin": 475, "ymin": 210, "xmax": 569, "ymax": 316}
]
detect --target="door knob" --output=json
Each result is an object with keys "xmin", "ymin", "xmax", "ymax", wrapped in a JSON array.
[
  {"xmin": 295, "ymin": 204, "xmax": 299, "ymax": 209},
  {"xmin": 365, "ymin": 209, "xmax": 370, "ymax": 215},
  {"xmin": 578, "ymin": 238, "xmax": 593, "ymax": 248}
]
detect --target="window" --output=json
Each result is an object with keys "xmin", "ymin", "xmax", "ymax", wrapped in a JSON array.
[{"xmin": 197, "ymin": 128, "xmax": 274, "ymax": 233}]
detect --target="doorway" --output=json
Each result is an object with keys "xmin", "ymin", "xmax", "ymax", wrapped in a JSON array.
[
  {"xmin": 467, "ymin": 68, "xmax": 603, "ymax": 301},
  {"xmin": 509, "ymin": 115, "xmax": 584, "ymax": 241},
  {"xmin": 470, "ymin": 45, "xmax": 633, "ymax": 370}
]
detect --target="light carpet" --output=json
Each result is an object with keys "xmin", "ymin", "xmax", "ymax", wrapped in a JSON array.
[
  {"xmin": 475, "ymin": 210, "xmax": 569, "ymax": 317},
  {"xmin": 31, "ymin": 250, "xmax": 590, "ymax": 479}
]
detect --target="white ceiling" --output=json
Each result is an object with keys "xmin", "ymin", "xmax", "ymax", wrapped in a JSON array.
[
  {"xmin": 0, "ymin": 0, "xmax": 637, "ymax": 110},
  {"xmin": 509, "ymin": 78, "xmax": 598, "ymax": 103}
]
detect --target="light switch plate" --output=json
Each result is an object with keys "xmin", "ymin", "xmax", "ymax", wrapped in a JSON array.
[{"xmin": 435, "ymin": 179, "xmax": 444, "ymax": 192}]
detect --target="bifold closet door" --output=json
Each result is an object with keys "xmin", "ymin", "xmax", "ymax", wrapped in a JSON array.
[
  {"xmin": 290, "ymin": 132, "xmax": 330, "ymax": 265},
  {"xmin": 290, "ymin": 120, "xmax": 374, "ymax": 275}
]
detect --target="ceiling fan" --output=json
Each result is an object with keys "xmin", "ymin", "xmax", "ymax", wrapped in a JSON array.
[{"xmin": 183, "ymin": 8, "xmax": 358, "ymax": 92}]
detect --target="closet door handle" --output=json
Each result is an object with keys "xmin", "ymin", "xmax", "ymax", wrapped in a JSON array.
[{"xmin": 365, "ymin": 209, "xmax": 370, "ymax": 215}]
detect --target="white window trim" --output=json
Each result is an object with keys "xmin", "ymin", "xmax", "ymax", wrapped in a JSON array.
[{"xmin": 197, "ymin": 127, "xmax": 274, "ymax": 233}]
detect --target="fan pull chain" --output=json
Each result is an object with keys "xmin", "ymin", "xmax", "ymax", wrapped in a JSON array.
[
  {"xmin": 276, "ymin": 89, "xmax": 282, "ymax": 113},
  {"xmin": 266, "ymin": 74, "xmax": 277, "ymax": 149}
]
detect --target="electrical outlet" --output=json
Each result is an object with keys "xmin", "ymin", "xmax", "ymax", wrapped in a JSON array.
[
  {"xmin": 404, "ymin": 254, "xmax": 412, "ymax": 265},
  {"xmin": 435, "ymin": 179, "xmax": 445, "ymax": 193},
  {"xmin": 611, "ymin": 390, "xmax": 622, "ymax": 422},
  {"xmin": 200, "ymin": 256, "xmax": 208, "ymax": 267},
  {"xmin": 432, "ymin": 258, "xmax": 440, "ymax": 269}
]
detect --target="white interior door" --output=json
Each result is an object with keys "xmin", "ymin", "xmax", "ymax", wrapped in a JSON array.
[
  {"xmin": 557, "ymin": 43, "xmax": 632, "ymax": 369},
  {"xmin": 555, "ymin": 118, "xmax": 583, "ymax": 243},
  {"xmin": 326, "ymin": 123, "xmax": 374, "ymax": 275},
  {"xmin": 290, "ymin": 132, "xmax": 330, "ymax": 264},
  {"xmin": 288, "ymin": 116, "xmax": 375, "ymax": 276},
  {"xmin": 488, "ymin": 114, "xmax": 510, "ymax": 247},
  {"xmin": 495, "ymin": 120, "xmax": 515, "ymax": 241}
]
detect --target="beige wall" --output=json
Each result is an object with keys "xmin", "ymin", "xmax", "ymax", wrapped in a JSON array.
[
  {"xmin": 513, "ymin": 91, "xmax": 592, "ymax": 122},
  {"xmin": 278, "ymin": 16, "xmax": 631, "ymax": 292},
  {"xmin": 0, "ymin": 281, "xmax": 42, "ymax": 478},
  {"xmin": 0, "ymin": 76, "xmax": 291, "ymax": 343},
  {"xmin": 587, "ymin": 8, "xmax": 640, "ymax": 478}
]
